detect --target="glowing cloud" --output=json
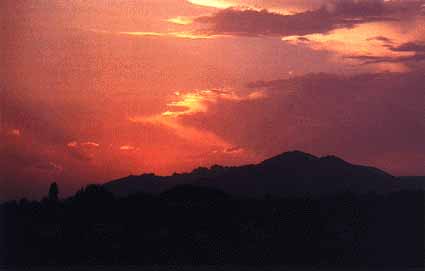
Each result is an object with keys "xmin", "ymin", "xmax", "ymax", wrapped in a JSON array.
[
  {"xmin": 90, "ymin": 29, "xmax": 217, "ymax": 40},
  {"xmin": 120, "ymin": 31, "xmax": 216, "ymax": 39},
  {"xmin": 119, "ymin": 31, "xmax": 165, "ymax": 37},
  {"xmin": 187, "ymin": 0, "xmax": 235, "ymax": 9},
  {"xmin": 187, "ymin": 0, "xmax": 296, "ymax": 14},
  {"xmin": 81, "ymin": 142, "xmax": 100, "ymax": 148},
  {"xmin": 282, "ymin": 23, "xmax": 411, "ymax": 55},
  {"xmin": 194, "ymin": 1, "xmax": 423, "ymax": 39},
  {"xmin": 166, "ymin": 16, "xmax": 194, "ymax": 25},
  {"xmin": 223, "ymin": 146, "xmax": 244, "ymax": 154},
  {"xmin": 129, "ymin": 115, "xmax": 231, "ymax": 149},
  {"xmin": 128, "ymin": 88, "xmax": 267, "ymax": 161},
  {"xmin": 67, "ymin": 141, "xmax": 100, "ymax": 148},
  {"xmin": 66, "ymin": 141, "xmax": 101, "ymax": 162},
  {"xmin": 67, "ymin": 141, "xmax": 78, "ymax": 148},
  {"xmin": 162, "ymin": 89, "xmax": 267, "ymax": 117},
  {"xmin": 282, "ymin": 20, "xmax": 423, "ymax": 71},
  {"xmin": 120, "ymin": 145, "xmax": 136, "ymax": 151}
]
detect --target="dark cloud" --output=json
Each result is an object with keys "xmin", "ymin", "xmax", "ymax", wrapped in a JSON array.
[
  {"xmin": 347, "ymin": 54, "xmax": 425, "ymax": 64},
  {"xmin": 367, "ymin": 36, "xmax": 394, "ymax": 43},
  {"xmin": 194, "ymin": 0, "xmax": 422, "ymax": 37},
  {"xmin": 389, "ymin": 41, "xmax": 425, "ymax": 53},
  {"xmin": 65, "ymin": 141, "xmax": 101, "ymax": 161},
  {"xmin": 297, "ymin": 37, "xmax": 310, "ymax": 42},
  {"xmin": 347, "ymin": 41, "xmax": 425, "ymax": 64},
  {"xmin": 180, "ymin": 71, "xmax": 425, "ymax": 175}
]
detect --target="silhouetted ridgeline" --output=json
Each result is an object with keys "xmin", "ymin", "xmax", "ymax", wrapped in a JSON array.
[
  {"xmin": 104, "ymin": 151, "xmax": 424, "ymax": 196},
  {"xmin": 0, "ymin": 151, "xmax": 424, "ymax": 267}
]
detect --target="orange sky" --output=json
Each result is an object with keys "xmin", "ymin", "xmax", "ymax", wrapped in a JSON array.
[{"xmin": 1, "ymin": 0, "xmax": 424, "ymax": 199}]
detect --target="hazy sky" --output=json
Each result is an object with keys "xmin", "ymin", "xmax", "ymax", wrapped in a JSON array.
[{"xmin": 1, "ymin": 0, "xmax": 424, "ymax": 199}]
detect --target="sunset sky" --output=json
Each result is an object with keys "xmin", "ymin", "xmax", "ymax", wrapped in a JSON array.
[{"xmin": 1, "ymin": 0, "xmax": 424, "ymax": 199}]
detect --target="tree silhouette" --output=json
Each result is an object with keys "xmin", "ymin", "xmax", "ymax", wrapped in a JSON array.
[
  {"xmin": 48, "ymin": 182, "xmax": 59, "ymax": 202},
  {"xmin": 1, "ymin": 155, "xmax": 424, "ymax": 267}
]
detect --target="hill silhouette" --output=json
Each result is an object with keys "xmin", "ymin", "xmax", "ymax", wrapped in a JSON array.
[
  {"xmin": 104, "ymin": 151, "xmax": 420, "ymax": 197},
  {"xmin": 1, "ymin": 151, "xmax": 423, "ymax": 267}
]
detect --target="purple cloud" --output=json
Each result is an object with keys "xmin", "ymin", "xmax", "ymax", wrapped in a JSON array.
[
  {"xmin": 347, "ymin": 54, "xmax": 425, "ymax": 64},
  {"xmin": 347, "ymin": 41, "xmax": 425, "ymax": 64},
  {"xmin": 194, "ymin": 0, "xmax": 422, "ymax": 37},
  {"xmin": 179, "ymin": 71, "xmax": 425, "ymax": 175},
  {"xmin": 367, "ymin": 36, "xmax": 394, "ymax": 44},
  {"xmin": 389, "ymin": 41, "xmax": 425, "ymax": 53}
]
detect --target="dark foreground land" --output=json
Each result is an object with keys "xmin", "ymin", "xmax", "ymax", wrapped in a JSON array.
[
  {"xmin": 0, "ymin": 184, "xmax": 423, "ymax": 268},
  {"xmin": 1, "ymin": 267, "xmax": 424, "ymax": 271}
]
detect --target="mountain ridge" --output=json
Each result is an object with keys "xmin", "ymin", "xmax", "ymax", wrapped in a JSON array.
[{"xmin": 104, "ymin": 150, "xmax": 421, "ymax": 197}]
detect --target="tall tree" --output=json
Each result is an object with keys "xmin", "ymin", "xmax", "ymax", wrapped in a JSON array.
[{"xmin": 48, "ymin": 182, "xmax": 59, "ymax": 202}]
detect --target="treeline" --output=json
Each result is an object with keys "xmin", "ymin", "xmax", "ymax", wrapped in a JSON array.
[{"xmin": 0, "ymin": 184, "xmax": 423, "ymax": 267}]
